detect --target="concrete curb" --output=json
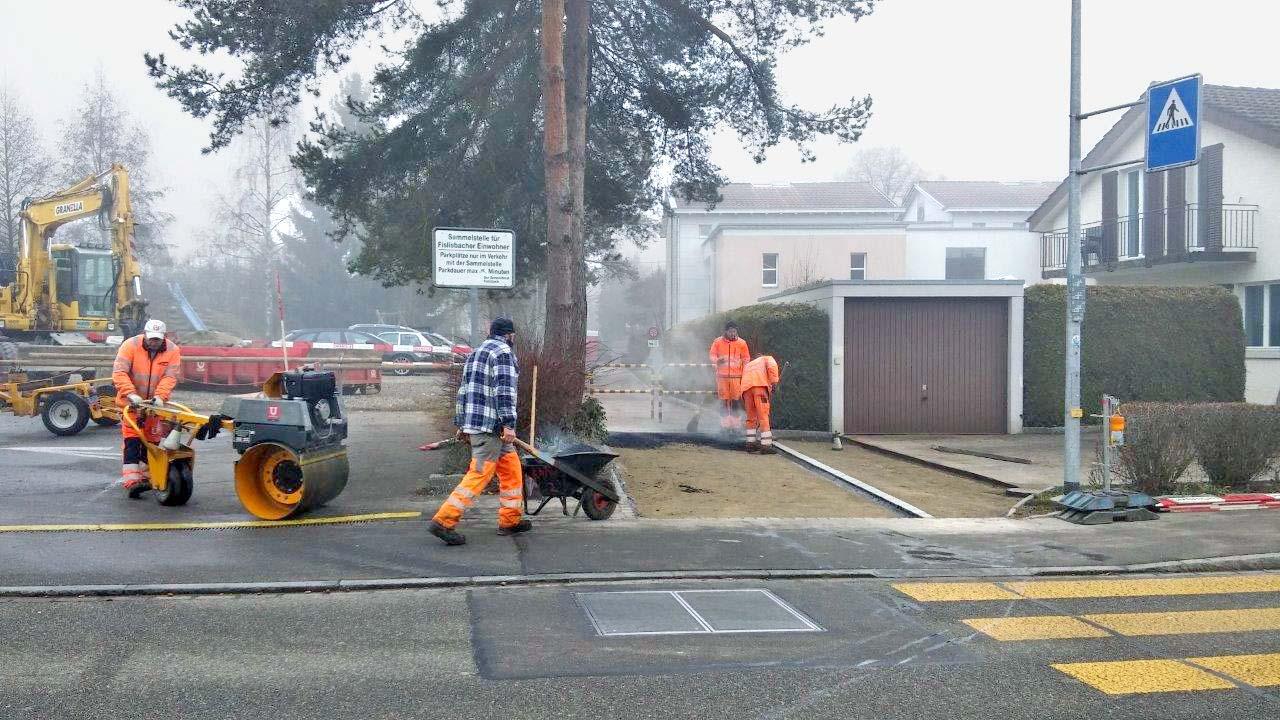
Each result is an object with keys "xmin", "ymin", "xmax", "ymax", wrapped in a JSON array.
[
  {"xmin": 6, "ymin": 553, "xmax": 1279, "ymax": 598},
  {"xmin": 774, "ymin": 442, "xmax": 931, "ymax": 519},
  {"xmin": 848, "ymin": 437, "xmax": 1022, "ymax": 490}
]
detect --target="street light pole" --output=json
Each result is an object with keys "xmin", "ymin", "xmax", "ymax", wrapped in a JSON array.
[{"xmin": 1064, "ymin": 0, "xmax": 1085, "ymax": 492}]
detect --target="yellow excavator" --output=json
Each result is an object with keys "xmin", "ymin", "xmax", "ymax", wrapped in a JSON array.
[{"xmin": 0, "ymin": 163, "xmax": 148, "ymax": 354}]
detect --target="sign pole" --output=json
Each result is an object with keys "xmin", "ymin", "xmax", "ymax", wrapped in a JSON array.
[
  {"xmin": 1063, "ymin": 0, "xmax": 1084, "ymax": 493},
  {"xmin": 469, "ymin": 286, "xmax": 480, "ymax": 348}
]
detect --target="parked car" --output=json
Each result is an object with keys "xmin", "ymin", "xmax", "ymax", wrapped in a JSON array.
[
  {"xmin": 271, "ymin": 329, "xmax": 389, "ymax": 393},
  {"xmin": 375, "ymin": 329, "xmax": 453, "ymax": 375},
  {"xmin": 348, "ymin": 323, "xmax": 418, "ymax": 337},
  {"xmin": 423, "ymin": 332, "xmax": 472, "ymax": 358}
]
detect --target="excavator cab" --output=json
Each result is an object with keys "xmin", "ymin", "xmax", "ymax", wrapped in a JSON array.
[{"xmin": 50, "ymin": 245, "xmax": 116, "ymax": 320}]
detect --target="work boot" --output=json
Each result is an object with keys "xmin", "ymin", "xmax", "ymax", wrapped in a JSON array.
[
  {"xmin": 429, "ymin": 521, "xmax": 466, "ymax": 546},
  {"xmin": 745, "ymin": 441, "xmax": 761, "ymax": 453},
  {"xmin": 124, "ymin": 478, "xmax": 150, "ymax": 499},
  {"xmin": 497, "ymin": 519, "xmax": 533, "ymax": 536},
  {"xmin": 759, "ymin": 445, "xmax": 778, "ymax": 455}
]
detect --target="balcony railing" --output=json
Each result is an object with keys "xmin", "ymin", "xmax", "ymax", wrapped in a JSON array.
[{"xmin": 1041, "ymin": 203, "xmax": 1258, "ymax": 272}]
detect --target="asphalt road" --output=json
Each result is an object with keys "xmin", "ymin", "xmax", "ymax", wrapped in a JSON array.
[{"xmin": 2, "ymin": 573, "xmax": 1277, "ymax": 719}]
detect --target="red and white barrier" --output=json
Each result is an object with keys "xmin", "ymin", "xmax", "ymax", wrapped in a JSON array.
[{"xmin": 1157, "ymin": 493, "xmax": 1280, "ymax": 512}]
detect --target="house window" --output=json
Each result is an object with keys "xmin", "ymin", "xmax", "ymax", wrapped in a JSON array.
[
  {"xmin": 1272, "ymin": 285, "xmax": 1280, "ymax": 347},
  {"xmin": 1126, "ymin": 170, "xmax": 1142, "ymax": 257},
  {"xmin": 762, "ymin": 253, "xmax": 778, "ymax": 287},
  {"xmin": 698, "ymin": 224, "xmax": 712, "ymax": 237},
  {"xmin": 1245, "ymin": 285, "xmax": 1264, "ymax": 347},
  {"xmin": 916, "ymin": 206, "xmax": 925, "ymax": 222},
  {"xmin": 849, "ymin": 253, "xmax": 867, "ymax": 280},
  {"xmin": 945, "ymin": 248, "xmax": 985, "ymax": 280}
]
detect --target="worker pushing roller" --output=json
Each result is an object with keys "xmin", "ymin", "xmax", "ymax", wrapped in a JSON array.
[
  {"xmin": 740, "ymin": 354, "xmax": 781, "ymax": 453},
  {"xmin": 708, "ymin": 321, "xmax": 750, "ymax": 433},
  {"xmin": 112, "ymin": 318, "xmax": 182, "ymax": 497}
]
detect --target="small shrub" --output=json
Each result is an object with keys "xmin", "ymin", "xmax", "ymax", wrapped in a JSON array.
[
  {"xmin": 566, "ymin": 395, "xmax": 608, "ymax": 444},
  {"xmin": 1190, "ymin": 403, "xmax": 1280, "ymax": 489},
  {"xmin": 1112, "ymin": 402, "xmax": 1196, "ymax": 495}
]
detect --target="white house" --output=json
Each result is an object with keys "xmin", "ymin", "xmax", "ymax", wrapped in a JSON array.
[
  {"xmin": 901, "ymin": 181, "xmax": 1058, "ymax": 282},
  {"xmin": 663, "ymin": 182, "xmax": 901, "ymax": 326},
  {"xmin": 663, "ymin": 180, "xmax": 1056, "ymax": 325},
  {"xmin": 1029, "ymin": 84, "xmax": 1280, "ymax": 404}
]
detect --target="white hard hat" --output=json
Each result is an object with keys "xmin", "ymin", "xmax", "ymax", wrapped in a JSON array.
[{"xmin": 144, "ymin": 319, "xmax": 167, "ymax": 340}]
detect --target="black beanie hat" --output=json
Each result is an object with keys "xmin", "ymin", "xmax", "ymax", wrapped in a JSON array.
[
  {"xmin": 490, "ymin": 316, "xmax": 516, "ymax": 337},
  {"xmin": 724, "ymin": 320, "xmax": 738, "ymax": 331}
]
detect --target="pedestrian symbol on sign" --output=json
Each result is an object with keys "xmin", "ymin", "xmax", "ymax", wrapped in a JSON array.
[{"xmin": 1153, "ymin": 88, "xmax": 1193, "ymax": 133}]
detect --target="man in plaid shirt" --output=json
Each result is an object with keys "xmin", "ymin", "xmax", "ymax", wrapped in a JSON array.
[{"xmin": 429, "ymin": 316, "xmax": 529, "ymax": 545}]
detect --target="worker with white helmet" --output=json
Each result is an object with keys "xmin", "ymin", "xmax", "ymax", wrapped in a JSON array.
[{"xmin": 111, "ymin": 319, "xmax": 183, "ymax": 497}]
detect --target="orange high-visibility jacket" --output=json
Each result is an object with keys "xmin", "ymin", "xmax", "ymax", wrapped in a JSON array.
[
  {"xmin": 740, "ymin": 355, "xmax": 780, "ymax": 395},
  {"xmin": 709, "ymin": 336, "xmax": 750, "ymax": 379},
  {"xmin": 113, "ymin": 335, "xmax": 182, "ymax": 405}
]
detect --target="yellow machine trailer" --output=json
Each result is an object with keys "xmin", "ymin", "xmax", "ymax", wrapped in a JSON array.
[{"xmin": 0, "ymin": 371, "xmax": 121, "ymax": 436}]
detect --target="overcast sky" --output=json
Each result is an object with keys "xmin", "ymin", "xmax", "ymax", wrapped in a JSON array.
[{"xmin": 2, "ymin": 0, "xmax": 1275, "ymax": 260}]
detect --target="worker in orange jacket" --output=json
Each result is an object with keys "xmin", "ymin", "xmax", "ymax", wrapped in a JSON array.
[
  {"xmin": 112, "ymin": 319, "xmax": 182, "ymax": 498},
  {"xmin": 740, "ymin": 354, "xmax": 781, "ymax": 453},
  {"xmin": 709, "ymin": 321, "xmax": 750, "ymax": 432}
]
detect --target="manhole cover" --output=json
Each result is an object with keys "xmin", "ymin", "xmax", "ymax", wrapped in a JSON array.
[{"xmin": 577, "ymin": 589, "xmax": 822, "ymax": 637}]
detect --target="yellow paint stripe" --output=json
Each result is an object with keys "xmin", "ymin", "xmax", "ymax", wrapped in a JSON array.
[
  {"xmin": 963, "ymin": 615, "xmax": 1109, "ymax": 641},
  {"xmin": 1086, "ymin": 607, "xmax": 1280, "ymax": 637},
  {"xmin": 1052, "ymin": 659, "xmax": 1236, "ymax": 695},
  {"xmin": 1190, "ymin": 653, "xmax": 1280, "ymax": 687},
  {"xmin": 891, "ymin": 582, "xmax": 1020, "ymax": 602},
  {"xmin": 0, "ymin": 511, "xmax": 422, "ymax": 533},
  {"xmin": 1004, "ymin": 576, "xmax": 1280, "ymax": 600}
]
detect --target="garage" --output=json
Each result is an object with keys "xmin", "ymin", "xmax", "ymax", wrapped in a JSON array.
[
  {"xmin": 762, "ymin": 280, "xmax": 1024, "ymax": 435},
  {"xmin": 844, "ymin": 297, "xmax": 1008, "ymax": 434}
]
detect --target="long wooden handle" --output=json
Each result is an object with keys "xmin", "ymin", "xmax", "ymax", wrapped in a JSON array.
[{"xmin": 530, "ymin": 365, "xmax": 539, "ymax": 442}]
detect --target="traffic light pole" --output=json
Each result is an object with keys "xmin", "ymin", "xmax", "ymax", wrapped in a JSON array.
[{"xmin": 1064, "ymin": 0, "xmax": 1084, "ymax": 493}]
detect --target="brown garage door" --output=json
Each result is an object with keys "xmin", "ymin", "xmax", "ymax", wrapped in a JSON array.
[{"xmin": 844, "ymin": 297, "xmax": 1008, "ymax": 434}]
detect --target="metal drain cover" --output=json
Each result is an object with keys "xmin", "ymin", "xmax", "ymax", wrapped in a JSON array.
[{"xmin": 577, "ymin": 589, "xmax": 822, "ymax": 637}]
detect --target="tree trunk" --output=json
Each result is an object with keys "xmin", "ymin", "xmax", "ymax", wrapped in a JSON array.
[{"xmin": 540, "ymin": 0, "xmax": 586, "ymax": 397}]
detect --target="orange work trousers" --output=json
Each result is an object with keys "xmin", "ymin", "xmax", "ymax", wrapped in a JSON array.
[
  {"xmin": 717, "ymin": 377, "xmax": 744, "ymax": 430},
  {"xmin": 433, "ymin": 432, "xmax": 524, "ymax": 529},
  {"xmin": 742, "ymin": 387, "xmax": 773, "ymax": 447}
]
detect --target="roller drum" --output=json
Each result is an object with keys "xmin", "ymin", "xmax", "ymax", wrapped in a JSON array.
[{"xmin": 234, "ymin": 442, "xmax": 350, "ymax": 520}]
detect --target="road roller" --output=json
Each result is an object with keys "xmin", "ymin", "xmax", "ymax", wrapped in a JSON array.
[
  {"xmin": 221, "ymin": 369, "xmax": 350, "ymax": 520},
  {"xmin": 122, "ymin": 369, "xmax": 351, "ymax": 520}
]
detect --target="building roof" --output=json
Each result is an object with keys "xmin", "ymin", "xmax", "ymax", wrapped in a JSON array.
[
  {"xmin": 1029, "ymin": 84, "xmax": 1280, "ymax": 227},
  {"xmin": 915, "ymin": 181, "xmax": 1058, "ymax": 210},
  {"xmin": 672, "ymin": 181, "xmax": 896, "ymax": 212}
]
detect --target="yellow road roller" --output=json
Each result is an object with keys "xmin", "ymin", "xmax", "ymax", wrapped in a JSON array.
[{"xmin": 123, "ymin": 369, "xmax": 351, "ymax": 520}]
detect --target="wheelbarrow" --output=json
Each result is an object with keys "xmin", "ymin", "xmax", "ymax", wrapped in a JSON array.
[{"xmin": 514, "ymin": 438, "xmax": 621, "ymax": 521}]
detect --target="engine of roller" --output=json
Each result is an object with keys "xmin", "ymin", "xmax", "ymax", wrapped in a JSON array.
[{"xmin": 221, "ymin": 369, "xmax": 351, "ymax": 520}]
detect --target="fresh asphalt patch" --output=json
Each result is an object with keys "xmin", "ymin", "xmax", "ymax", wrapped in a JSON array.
[{"xmin": 467, "ymin": 579, "xmax": 977, "ymax": 680}]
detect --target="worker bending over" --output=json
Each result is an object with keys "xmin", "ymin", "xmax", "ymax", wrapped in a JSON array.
[
  {"xmin": 740, "ymin": 354, "xmax": 781, "ymax": 453},
  {"xmin": 429, "ymin": 317, "xmax": 529, "ymax": 546},
  {"xmin": 709, "ymin": 321, "xmax": 750, "ymax": 433},
  {"xmin": 112, "ymin": 319, "xmax": 182, "ymax": 497}
]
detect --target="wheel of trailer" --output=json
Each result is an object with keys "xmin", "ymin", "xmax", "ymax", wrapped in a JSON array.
[
  {"xmin": 390, "ymin": 354, "xmax": 414, "ymax": 376},
  {"xmin": 579, "ymin": 486, "xmax": 617, "ymax": 521},
  {"xmin": 41, "ymin": 392, "xmax": 91, "ymax": 436},
  {"xmin": 156, "ymin": 460, "xmax": 194, "ymax": 507}
]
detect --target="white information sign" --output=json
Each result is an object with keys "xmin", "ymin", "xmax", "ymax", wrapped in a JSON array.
[{"xmin": 432, "ymin": 227, "xmax": 515, "ymax": 288}]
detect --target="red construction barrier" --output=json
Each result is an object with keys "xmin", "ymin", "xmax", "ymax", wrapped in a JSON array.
[{"xmin": 179, "ymin": 342, "xmax": 382, "ymax": 392}]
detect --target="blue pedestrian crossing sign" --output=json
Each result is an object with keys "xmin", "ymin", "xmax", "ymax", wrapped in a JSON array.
[{"xmin": 1146, "ymin": 74, "xmax": 1201, "ymax": 172}]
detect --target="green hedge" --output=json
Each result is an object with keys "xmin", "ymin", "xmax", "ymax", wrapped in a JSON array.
[
  {"xmin": 666, "ymin": 302, "xmax": 829, "ymax": 430},
  {"xmin": 1024, "ymin": 285, "xmax": 1246, "ymax": 427}
]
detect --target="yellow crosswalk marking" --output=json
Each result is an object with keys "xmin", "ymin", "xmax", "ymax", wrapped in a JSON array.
[
  {"xmin": 962, "ymin": 615, "xmax": 1109, "ymax": 641},
  {"xmin": 890, "ymin": 582, "xmax": 1019, "ymax": 602},
  {"xmin": 1003, "ymin": 576, "xmax": 1280, "ymax": 600},
  {"xmin": 1052, "ymin": 659, "xmax": 1237, "ymax": 695},
  {"xmin": 1085, "ymin": 608, "xmax": 1280, "ymax": 637},
  {"xmin": 1190, "ymin": 653, "xmax": 1280, "ymax": 687}
]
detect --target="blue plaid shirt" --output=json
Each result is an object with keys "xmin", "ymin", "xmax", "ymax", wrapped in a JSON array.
[{"xmin": 454, "ymin": 336, "xmax": 519, "ymax": 434}]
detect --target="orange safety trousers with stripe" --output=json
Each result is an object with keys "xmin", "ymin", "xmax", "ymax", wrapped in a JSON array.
[
  {"xmin": 742, "ymin": 387, "xmax": 773, "ymax": 447},
  {"xmin": 433, "ymin": 432, "xmax": 524, "ymax": 529}
]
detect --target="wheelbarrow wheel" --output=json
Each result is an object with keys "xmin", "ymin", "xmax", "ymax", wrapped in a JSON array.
[
  {"xmin": 579, "ymin": 486, "xmax": 616, "ymax": 521},
  {"xmin": 157, "ymin": 460, "xmax": 194, "ymax": 507},
  {"xmin": 41, "ymin": 392, "xmax": 90, "ymax": 436}
]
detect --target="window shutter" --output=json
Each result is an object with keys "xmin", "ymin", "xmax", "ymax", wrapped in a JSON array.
[
  {"xmin": 1166, "ymin": 166, "xmax": 1187, "ymax": 256},
  {"xmin": 1143, "ymin": 170, "xmax": 1166, "ymax": 260},
  {"xmin": 1198, "ymin": 143, "xmax": 1224, "ymax": 250},
  {"xmin": 1101, "ymin": 171, "xmax": 1119, "ymax": 263}
]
